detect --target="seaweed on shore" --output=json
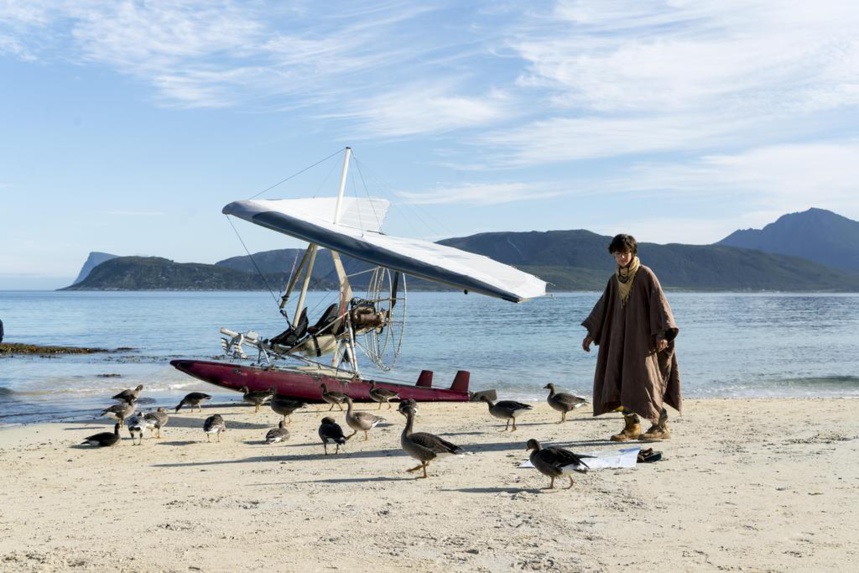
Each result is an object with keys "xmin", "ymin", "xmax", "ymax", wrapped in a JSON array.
[{"xmin": 0, "ymin": 343, "xmax": 113, "ymax": 356}]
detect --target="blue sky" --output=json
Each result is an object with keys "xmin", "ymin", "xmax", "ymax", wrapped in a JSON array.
[{"xmin": 2, "ymin": 1, "xmax": 859, "ymax": 289}]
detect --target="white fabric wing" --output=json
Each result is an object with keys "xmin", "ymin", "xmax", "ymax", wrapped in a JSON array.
[{"xmin": 223, "ymin": 198, "xmax": 546, "ymax": 303}]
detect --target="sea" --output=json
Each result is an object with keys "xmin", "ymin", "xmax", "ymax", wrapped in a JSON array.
[{"xmin": 2, "ymin": 290, "xmax": 858, "ymax": 427}]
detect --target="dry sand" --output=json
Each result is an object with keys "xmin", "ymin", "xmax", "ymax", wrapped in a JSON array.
[{"xmin": 1, "ymin": 397, "xmax": 857, "ymax": 572}]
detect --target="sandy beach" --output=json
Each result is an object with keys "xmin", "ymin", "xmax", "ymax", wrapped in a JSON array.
[{"xmin": 0, "ymin": 397, "xmax": 857, "ymax": 572}]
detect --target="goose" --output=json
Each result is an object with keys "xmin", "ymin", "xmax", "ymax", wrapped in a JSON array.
[
  {"xmin": 126, "ymin": 414, "xmax": 154, "ymax": 445},
  {"xmin": 82, "ymin": 423, "xmax": 121, "ymax": 447},
  {"xmin": 265, "ymin": 420, "xmax": 290, "ymax": 444},
  {"xmin": 543, "ymin": 383, "xmax": 587, "ymax": 423},
  {"xmin": 203, "ymin": 414, "xmax": 226, "ymax": 442},
  {"xmin": 143, "ymin": 408, "xmax": 169, "ymax": 439},
  {"xmin": 239, "ymin": 386, "xmax": 274, "ymax": 413},
  {"xmin": 320, "ymin": 383, "xmax": 347, "ymax": 411},
  {"xmin": 343, "ymin": 396, "xmax": 385, "ymax": 441},
  {"xmin": 397, "ymin": 399, "xmax": 418, "ymax": 416},
  {"xmin": 270, "ymin": 395, "xmax": 307, "ymax": 424},
  {"xmin": 175, "ymin": 392, "xmax": 211, "ymax": 413},
  {"xmin": 112, "ymin": 384, "xmax": 144, "ymax": 404},
  {"xmin": 399, "ymin": 405, "xmax": 464, "ymax": 479},
  {"xmin": 525, "ymin": 438, "xmax": 592, "ymax": 490},
  {"xmin": 480, "ymin": 395, "xmax": 533, "ymax": 431},
  {"xmin": 318, "ymin": 417, "xmax": 347, "ymax": 455},
  {"xmin": 101, "ymin": 399, "xmax": 136, "ymax": 424},
  {"xmin": 368, "ymin": 381, "xmax": 399, "ymax": 410}
]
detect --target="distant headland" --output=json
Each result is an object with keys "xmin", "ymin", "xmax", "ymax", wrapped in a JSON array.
[{"xmin": 63, "ymin": 208, "xmax": 859, "ymax": 292}]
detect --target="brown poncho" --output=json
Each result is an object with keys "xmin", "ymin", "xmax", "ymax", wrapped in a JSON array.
[{"xmin": 582, "ymin": 264, "xmax": 682, "ymax": 424}]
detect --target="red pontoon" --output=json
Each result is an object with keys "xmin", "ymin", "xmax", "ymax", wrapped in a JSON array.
[{"xmin": 171, "ymin": 359, "xmax": 474, "ymax": 403}]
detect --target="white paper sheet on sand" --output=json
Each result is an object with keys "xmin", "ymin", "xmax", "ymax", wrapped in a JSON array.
[{"xmin": 519, "ymin": 447, "xmax": 640, "ymax": 470}]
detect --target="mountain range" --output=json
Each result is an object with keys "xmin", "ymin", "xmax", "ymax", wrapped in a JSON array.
[
  {"xmin": 63, "ymin": 208, "xmax": 859, "ymax": 292},
  {"xmin": 716, "ymin": 208, "xmax": 859, "ymax": 270}
]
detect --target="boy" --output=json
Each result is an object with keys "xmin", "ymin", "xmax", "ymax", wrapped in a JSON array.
[{"xmin": 581, "ymin": 234, "xmax": 681, "ymax": 441}]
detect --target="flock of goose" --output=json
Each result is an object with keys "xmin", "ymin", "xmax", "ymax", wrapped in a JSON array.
[
  {"xmin": 81, "ymin": 381, "xmax": 595, "ymax": 489},
  {"xmin": 82, "ymin": 385, "xmax": 204, "ymax": 447}
]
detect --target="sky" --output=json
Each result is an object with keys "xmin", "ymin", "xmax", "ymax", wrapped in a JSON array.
[{"xmin": 2, "ymin": 0, "xmax": 859, "ymax": 289}]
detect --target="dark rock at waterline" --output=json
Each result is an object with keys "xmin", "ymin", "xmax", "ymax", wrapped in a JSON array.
[{"xmin": 0, "ymin": 343, "xmax": 113, "ymax": 356}]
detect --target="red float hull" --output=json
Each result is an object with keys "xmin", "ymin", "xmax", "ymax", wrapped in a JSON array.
[{"xmin": 170, "ymin": 359, "xmax": 475, "ymax": 403}]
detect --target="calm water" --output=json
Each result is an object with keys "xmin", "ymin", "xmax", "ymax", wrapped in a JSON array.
[{"xmin": 2, "ymin": 290, "xmax": 858, "ymax": 426}]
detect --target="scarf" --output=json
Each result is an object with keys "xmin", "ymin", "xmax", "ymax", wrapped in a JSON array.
[{"xmin": 616, "ymin": 256, "xmax": 640, "ymax": 306}]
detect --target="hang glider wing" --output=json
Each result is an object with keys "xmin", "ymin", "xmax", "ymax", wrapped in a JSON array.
[{"xmin": 223, "ymin": 198, "xmax": 546, "ymax": 303}]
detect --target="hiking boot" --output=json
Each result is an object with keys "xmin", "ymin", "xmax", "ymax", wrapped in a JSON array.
[
  {"xmin": 640, "ymin": 409, "xmax": 670, "ymax": 441},
  {"xmin": 610, "ymin": 411, "xmax": 641, "ymax": 442}
]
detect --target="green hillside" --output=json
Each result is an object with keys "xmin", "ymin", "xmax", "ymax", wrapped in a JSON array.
[
  {"xmin": 63, "ymin": 234, "xmax": 859, "ymax": 292},
  {"xmin": 440, "ymin": 231, "xmax": 859, "ymax": 291},
  {"xmin": 63, "ymin": 208, "xmax": 859, "ymax": 292},
  {"xmin": 62, "ymin": 257, "xmax": 290, "ymax": 291}
]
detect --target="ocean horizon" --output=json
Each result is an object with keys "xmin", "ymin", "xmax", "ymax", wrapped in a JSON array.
[{"xmin": 2, "ymin": 290, "xmax": 859, "ymax": 427}]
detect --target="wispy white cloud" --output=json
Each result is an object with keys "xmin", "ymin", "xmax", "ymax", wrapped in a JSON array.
[
  {"xmin": 73, "ymin": 2, "xmax": 263, "ymax": 65},
  {"xmin": 0, "ymin": 35, "xmax": 28, "ymax": 59},
  {"xmin": 482, "ymin": 1, "xmax": 859, "ymax": 160},
  {"xmin": 102, "ymin": 210, "xmax": 166, "ymax": 217},
  {"xmin": 0, "ymin": 1, "xmax": 467, "ymax": 111},
  {"xmin": 476, "ymin": 114, "xmax": 743, "ymax": 166},
  {"xmin": 397, "ymin": 181, "xmax": 563, "ymax": 206},
  {"xmin": 620, "ymin": 141, "xmax": 859, "ymax": 205},
  {"xmin": 328, "ymin": 83, "xmax": 515, "ymax": 138},
  {"xmin": 522, "ymin": 0, "xmax": 859, "ymax": 114}
]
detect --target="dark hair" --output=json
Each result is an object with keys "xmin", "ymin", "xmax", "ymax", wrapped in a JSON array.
[{"xmin": 608, "ymin": 234, "xmax": 637, "ymax": 255}]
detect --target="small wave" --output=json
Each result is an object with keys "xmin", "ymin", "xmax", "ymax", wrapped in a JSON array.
[
  {"xmin": 687, "ymin": 375, "xmax": 859, "ymax": 399},
  {"xmin": 0, "ymin": 407, "xmax": 96, "ymax": 420},
  {"xmin": 776, "ymin": 375, "xmax": 859, "ymax": 387}
]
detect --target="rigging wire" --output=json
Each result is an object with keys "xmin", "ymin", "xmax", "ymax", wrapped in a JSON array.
[
  {"xmin": 349, "ymin": 150, "xmax": 457, "ymax": 249},
  {"xmin": 349, "ymin": 153, "xmax": 387, "ymax": 233},
  {"xmin": 226, "ymin": 213, "xmax": 367, "ymax": 325},
  {"xmin": 229, "ymin": 146, "xmax": 348, "ymax": 322},
  {"xmin": 225, "ymin": 215, "xmax": 284, "ymax": 311},
  {"xmin": 248, "ymin": 147, "xmax": 347, "ymax": 200}
]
